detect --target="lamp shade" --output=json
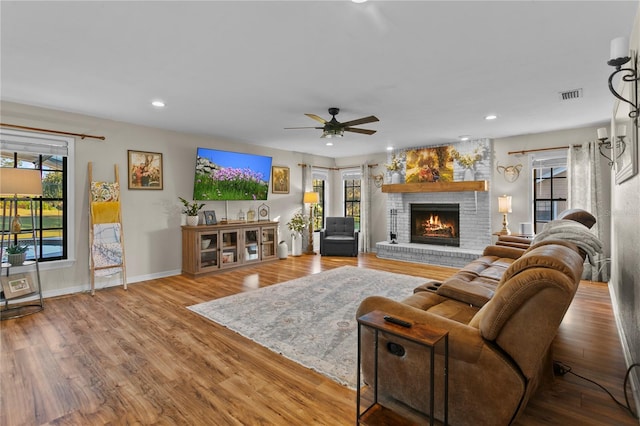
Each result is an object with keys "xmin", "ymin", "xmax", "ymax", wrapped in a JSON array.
[
  {"xmin": 0, "ymin": 168, "xmax": 43, "ymax": 197},
  {"xmin": 498, "ymin": 195, "xmax": 512, "ymax": 213},
  {"xmin": 303, "ymin": 191, "xmax": 319, "ymax": 204}
]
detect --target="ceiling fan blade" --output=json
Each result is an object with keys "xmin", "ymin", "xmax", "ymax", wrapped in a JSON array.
[
  {"xmin": 284, "ymin": 126, "xmax": 324, "ymax": 130},
  {"xmin": 305, "ymin": 113, "xmax": 327, "ymax": 124},
  {"xmin": 339, "ymin": 115, "xmax": 379, "ymax": 127},
  {"xmin": 344, "ymin": 127, "xmax": 377, "ymax": 135}
]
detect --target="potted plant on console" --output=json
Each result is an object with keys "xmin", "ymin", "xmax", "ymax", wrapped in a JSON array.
[
  {"xmin": 287, "ymin": 210, "xmax": 308, "ymax": 257},
  {"xmin": 179, "ymin": 197, "xmax": 205, "ymax": 226},
  {"xmin": 6, "ymin": 243, "xmax": 28, "ymax": 266}
]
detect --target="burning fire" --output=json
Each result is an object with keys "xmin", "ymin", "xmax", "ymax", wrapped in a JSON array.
[{"xmin": 420, "ymin": 214, "xmax": 456, "ymax": 238}]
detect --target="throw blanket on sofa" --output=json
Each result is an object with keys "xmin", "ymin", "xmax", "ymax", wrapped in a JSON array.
[{"xmin": 533, "ymin": 220, "xmax": 603, "ymax": 265}]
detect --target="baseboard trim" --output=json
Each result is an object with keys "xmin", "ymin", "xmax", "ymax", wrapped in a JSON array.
[
  {"xmin": 41, "ymin": 269, "xmax": 182, "ymax": 299},
  {"xmin": 608, "ymin": 281, "xmax": 640, "ymax": 417}
]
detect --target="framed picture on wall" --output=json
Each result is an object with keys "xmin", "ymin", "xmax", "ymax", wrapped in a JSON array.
[
  {"xmin": 271, "ymin": 166, "xmax": 290, "ymax": 194},
  {"xmin": 128, "ymin": 150, "xmax": 163, "ymax": 190}
]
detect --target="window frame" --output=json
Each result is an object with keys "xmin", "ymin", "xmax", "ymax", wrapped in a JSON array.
[
  {"xmin": 343, "ymin": 178, "xmax": 361, "ymax": 232},
  {"xmin": 1, "ymin": 129, "xmax": 76, "ymax": 270},
  {"xmin": 531, "ymin": 153, "xmax": 567, "ymax": 234}
]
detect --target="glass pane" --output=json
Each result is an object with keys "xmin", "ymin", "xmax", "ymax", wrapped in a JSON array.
[
  {"xmin": 1, "ymin": 153, "xmax": 15, "ymax": 168},
  {"xmin": 346, "ymin": 187, "xmax": 354, "ymax": 199},
  {"xmin": 42, "ymin": 201, "xmax": 63, "ymax": 230},
  {"xmin": 42, "ymin": 171, "xmax": 64, "ymax": 199},
  {"xmin": 42, "ymin": 155, "xmax": 63, "ymax": 171},
  {"xmin": 536, "ymin": 201, "xmax": 551, "ymax": 222},
  {"xmin": 42, "ymin": 229, "xmax": 63, "ymax": 259},
  {"xmin": 16, "ymin": 153, "xmax": 38, "ymax": 168}
]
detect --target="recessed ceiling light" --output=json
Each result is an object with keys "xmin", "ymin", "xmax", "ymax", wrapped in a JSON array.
[
  {"xmin": 352, "ymin": 0, "xmax": 368, "ymax": 3},
  {"xmin": 326, "ymin": 141, "xmax": 334, "ymax": 146},
  {"xmin": 459, "ymin": 135, "xmax": 470, "ymax": 141},
  {"xmin": 485, "ymin": 114, "xmax": 498, "ymax": 120},
  {"xmin": 151, "ymin": 100, "xmax": 165, "ymax": 108},
  {"xmin": 386, "ymin": 146, "xmax": 393, "ymax": 151}
]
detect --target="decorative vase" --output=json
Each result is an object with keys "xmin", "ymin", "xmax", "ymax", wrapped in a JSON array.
[
  {"xmin": 8, "ymin": 252, "xmax": 26, "ymax": 266},
  {"xmin": 247, "ymin": 208, "xmax": 256, "ymax": 222},
  {"xmin": 463, "ymin": 167, "xmax": 477, "ymax": 181},
  {"xmin": 391, "ymin": 172, "xmax": 402, "ymax": 184},
  {"xmin": 278, "ymin": 241, "xmax": 288, "ymax": 259},
  {"xmin": 186, "ymin": 215, "xmax": 199, "ymax": 226},
  {"xmin": 291, "ymin": 233, "xmax": 303, "ymax": 256}
]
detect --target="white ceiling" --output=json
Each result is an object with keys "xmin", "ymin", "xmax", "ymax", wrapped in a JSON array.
[{"xmin": 1, "ymin": 1, "xmax": 637, "ymax": 158}]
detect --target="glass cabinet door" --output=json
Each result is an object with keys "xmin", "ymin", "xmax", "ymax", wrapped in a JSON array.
[
  {"xmin": 220, "ymin": 229, "xmax": 239, "ymax": 268},
  {"xmin": 199, "ymin": 232, "xmax": 219, "ymax": 270},
  {"xmin": 244, "ymin": 228, "xmax": 260, "ymax": 263},
  {"xmin": 261, "ymin": 226, "xmax": 277, "ymax": 260}
]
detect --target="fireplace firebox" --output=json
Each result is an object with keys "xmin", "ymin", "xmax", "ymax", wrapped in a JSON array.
[{"xmin": 410, "ymin": 203, "xmax": 460, "ymax": 247}]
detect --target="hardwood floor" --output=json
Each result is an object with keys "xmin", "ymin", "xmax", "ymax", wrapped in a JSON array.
[{"xmin": 1, "ymin": 254, "xmax": 636, "ymax": 425}]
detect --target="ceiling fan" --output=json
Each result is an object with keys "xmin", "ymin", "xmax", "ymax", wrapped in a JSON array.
[{"xmin": 285, "ymin": 107, "xmax": 379, "ymax": 138}]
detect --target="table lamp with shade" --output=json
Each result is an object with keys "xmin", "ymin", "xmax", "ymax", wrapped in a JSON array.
[
  {"xmin": 497, "ymin": 195, "xmax": 512, "ymax": 235},
  {"xmin": 303, "ymin": 191, "xmax": 319, "ymax": 255}
]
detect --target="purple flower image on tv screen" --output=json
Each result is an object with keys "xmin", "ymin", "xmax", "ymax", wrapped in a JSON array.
[{"xmin": 193, "ymin": 148, "xmax": 273, "ymax": 201}]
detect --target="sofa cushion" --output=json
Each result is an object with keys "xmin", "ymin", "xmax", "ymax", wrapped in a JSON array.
[
  {"xmin": 323, "ymin": 235, "xmax": 355, "ymax": 242},
  {"xmin": 434, "ymin": 255, "xmax": 516, "ymax": 307}
]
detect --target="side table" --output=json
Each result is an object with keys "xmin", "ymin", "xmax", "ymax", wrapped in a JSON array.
[{"xmin": 356, "ymin": 310, "xmax": 448, "ymax": 426}]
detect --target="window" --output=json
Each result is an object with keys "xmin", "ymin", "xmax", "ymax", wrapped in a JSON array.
[
  {"xmin": 1, "ymin": 129, "xmax": 75, "ymax": 266},
  {"xmin": 312, "ymin": 178, "xmax": 324, "ymax": 231},
  {"xmin": 344, "ymin": 179, "xmax": 361, "ymax": 231},
  {"xmin": 532, "ymin": 154, "xmax": 567, "ymax": 234}
]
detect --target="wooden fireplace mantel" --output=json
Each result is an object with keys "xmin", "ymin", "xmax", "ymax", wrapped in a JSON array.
[{"xmin": 381, "ymin": 180, "xmax": 488, "ymax": 193}]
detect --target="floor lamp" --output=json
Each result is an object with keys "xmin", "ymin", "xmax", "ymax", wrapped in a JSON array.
[
  {"xmin": 0, "ymin": 168, "xmax": 44, "ymax": 318},
  {"xmin": 303, "ymin": 191, "xmax": 319, "ymax": 255}
]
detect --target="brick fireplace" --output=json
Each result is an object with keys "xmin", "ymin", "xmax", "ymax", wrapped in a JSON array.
[{"xmin": 376, "ymin": 140, "xmax": 493, "ymax": 268}]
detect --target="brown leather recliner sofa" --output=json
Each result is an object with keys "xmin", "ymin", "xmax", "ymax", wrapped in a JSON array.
[{"xmin": 356, "ymin": 240, "xmax": 585, "ymax": 425}]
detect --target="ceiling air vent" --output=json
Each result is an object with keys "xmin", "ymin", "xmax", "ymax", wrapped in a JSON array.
[{"xmin": 559, "ymin": 88, "xmax": 583, "ymax": 101}]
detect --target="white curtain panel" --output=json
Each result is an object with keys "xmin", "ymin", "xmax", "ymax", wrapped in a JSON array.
[
  {"xmin": 568, "ymin": 142, "xmax": 608, "ymax": 281},
  {"xmin": 360, "ymin": 163, "xmax": 369, "ymax": 252}
]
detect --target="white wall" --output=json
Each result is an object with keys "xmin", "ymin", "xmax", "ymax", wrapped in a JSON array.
[
  {"xmin": 492, "ymin": 125, "xmax": 612, "ymax": 254},
  {"xmin": 1, "ymin": 101, "xmax": 335, "ymax": 296},
  {"xmin": 609, "ymin": 3, "xmax": 640, "ymax": 406}
]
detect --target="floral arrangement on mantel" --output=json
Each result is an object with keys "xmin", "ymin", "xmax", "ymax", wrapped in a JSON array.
[
  {"xmin": 287, "ymin": 210, "xmax": 308, "ymax": 235},
  {"xmin": 385, "ymin": 153, "xmax": 404, "ymax": 172},
  {"xmin": 450, "ymin": 145, "xmax": 488, "ymax": 169}
]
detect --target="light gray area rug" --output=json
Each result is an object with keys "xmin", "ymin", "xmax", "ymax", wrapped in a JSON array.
[{"xmin": 188, "ymin": 266, "xmax": 429, "ymax": 389}]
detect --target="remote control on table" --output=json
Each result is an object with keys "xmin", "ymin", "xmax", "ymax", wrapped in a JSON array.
[{"xmin": 383, "ymin": 315, "xmax": 412, "ymax": 328}]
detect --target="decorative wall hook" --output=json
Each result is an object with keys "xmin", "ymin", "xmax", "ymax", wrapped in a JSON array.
[
  {"xmin": 370, "ymin": 173, "xmax": 384, "ymax": 188},
  {"xmin": 496, "ymin": 163, "xmax": 522, "ymax": 183}
]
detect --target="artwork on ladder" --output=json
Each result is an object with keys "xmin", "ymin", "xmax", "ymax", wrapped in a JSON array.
[
  {"xmin": 271, "ymin": 166, "xmax": 290, "ymax": 194},
  {"xmin": 128, "ymin": 150, "xmax": 163, "ymax": 190},
  {"xmin": 1, "ymin": 274, "xmax": 33, "ymax": 299}
]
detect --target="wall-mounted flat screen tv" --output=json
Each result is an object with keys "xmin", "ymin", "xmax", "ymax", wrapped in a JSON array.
[{"xmin": 193, "ymin": 148, "xmax": 272, "ymax": 201}]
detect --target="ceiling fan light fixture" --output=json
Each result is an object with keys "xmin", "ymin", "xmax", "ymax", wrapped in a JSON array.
[{"xmin": 321, "ymin": 129, "xmax": 344, "ymax": 139}]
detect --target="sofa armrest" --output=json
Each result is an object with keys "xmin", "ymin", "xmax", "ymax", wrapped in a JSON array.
[
  {"xmin": 356, "ymin": 295, "xmax": 484, "ymax": 363},
  {"xmin": 483, "ymin": 245, "xmax": 526, "ymax": 259}
]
